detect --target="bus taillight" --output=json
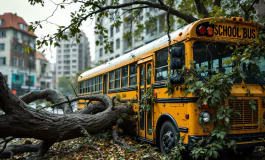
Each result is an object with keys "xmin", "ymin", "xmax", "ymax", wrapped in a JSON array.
[
  {"xmin": 196, "ymin": 22, "xmax": 214, "ymax": 37},
  {"xmin": 207, "ymin": 26, "xmax": 213, "ymax": 36},
  {"xmin": 198, "ymin": 26, "xmax": 206, "ymax": 35}
]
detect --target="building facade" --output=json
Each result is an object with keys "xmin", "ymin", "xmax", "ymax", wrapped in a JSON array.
[
  {"xmin": 55, "ymin": 31, "xmax": 91, "ymax": 87},
  {"xmin": 36, "ymin": 51, "xmax": 53, "ymax": 90},
  {"xmin": 94, "ymin": 1, "xmax": 172, "ymax": 64},
  {"xmin": 0, "ymin": 13, "xmax": 37, "ymax": 96}
]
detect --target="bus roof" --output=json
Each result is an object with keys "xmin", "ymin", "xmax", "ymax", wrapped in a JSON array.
[
  {"xmin": 79, "ymin": 24, "xmax": 191, "ymax": 81},
  {"xmin": 78, "ymin": 17, "xmax": 261, "ymax": 81}
]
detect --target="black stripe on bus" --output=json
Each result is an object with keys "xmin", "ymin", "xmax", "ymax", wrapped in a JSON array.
[
  {"xmin": 120, "ymin": 99, "xmax": 138, "ymax": 103},
  {"xmin": 152, "ymin": 83, "xmax": 166, "ymax": 88},
  {"xmin": 179, "ymin": 127, "xmax": 188, "ymax": 133},
  {"xmin": 108, "ymin": 86, "xmax": 137, "ymax": 93},
  {"xmin": 156, "ymin": 98, "xmax": 198, "ymax": 103}
]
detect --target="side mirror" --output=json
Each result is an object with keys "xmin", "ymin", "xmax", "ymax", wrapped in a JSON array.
[
  {"xmin": 170, "ymin": 47, "xmax": 183, "ymax": 70},
  {"xmin": 171, "ymin": 47, "xmax": 182, "ymax": 58},
  {"xmin": 170, "ymin": 73, "xmax": 184, "ymax": 84}
]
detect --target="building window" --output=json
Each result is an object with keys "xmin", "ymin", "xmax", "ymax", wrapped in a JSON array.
[
  {"xmin": 72, "ymin": 49, "xmax": 77, "ymax": 52},
  {"xmin": 110, "ymin": 26, "xmax": 114, "ymax": 37},
  {"xmin": 14, "ymin": 30, "xmax": 18, "ymax": 38},
  {"xmin": 110, "ymin": 57, "xmax": 114, "ymax": 61},
  {"xmin": 115, "ymin": 54, "xmax": 120, "ymax": 58},
  {"xmin": 72, "ymin": 60, "xmax": 76, "ymax": 63},
  {"xmin": 115, "ymin": 69, "xmax": 120, "ymax": 88},
  {"xmin": 57, "ymin": 50, "xmax": 61, "ymax": 53},
  {"xmin": 116, "ymin": 38, "xmax": 120, "ymax": 49},
  {"xmin": 116, "ymin": 26, "xmax": 120, "ymax": 33},
  {"xmin": 110, "ymin": 41, "xmax": 114, "ymax": 52},
  {"xmin": 0, "ymin": 19, "xmax": 3, "ymax": 26},
  {"xmin": 99, "ymin": 36, "xmax": 103, "ymax": 44},
  {"xmin": 0, "ymin": 57, "xmax": 6, "ymax": 65},
  {"xmin": 18, "ymin": 23, "xmax": 27, "ymax": 31},
  {"xmin": 0, "ymin": 43, "xmax": 5, "ymax": 51},
  {"xmin": 100, "ymin": 48, "xmax": 103, "ymax": 57},
  {"xmin": 64, "ymin": 44, "xmax": 70, "ymax": 48},
  {"xmin": 19, "ymin": 58, "xmax": 24, "ymax": 67},
  {"xmin": 13, "ymin": 57, "xmax": 18, "ymax": 67},
  {"xmin": 0, "ymin": 30, "xmax": 6, "ymax": 38}
]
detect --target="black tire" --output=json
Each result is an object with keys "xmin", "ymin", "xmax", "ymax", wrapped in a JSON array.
[{"xmin": 159, "ymin": 121, "xmax": 178, "ymax": 154}]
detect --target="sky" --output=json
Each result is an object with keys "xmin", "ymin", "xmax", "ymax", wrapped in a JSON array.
[{"xmin": 0, "ymin": 0, "xmax": 95, "ymax": 63}]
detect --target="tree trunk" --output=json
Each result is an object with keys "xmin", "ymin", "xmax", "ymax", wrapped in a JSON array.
[{"xmin": 0, "ymin": 73, "xmax": 133, "ymax": 158}]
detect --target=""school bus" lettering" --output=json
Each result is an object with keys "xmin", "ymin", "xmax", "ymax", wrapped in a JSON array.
[{"xmin": 214, "ymin": 25, "xmax": 256, "ymax": 38}]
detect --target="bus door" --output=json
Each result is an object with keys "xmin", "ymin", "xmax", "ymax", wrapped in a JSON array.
[
  {"xmin": 103, "ymin": 74, "xmax": 108, "ymax": 94},
  {"xmin": 138, "ymin": 60, "xmax": 154, "ymax": 141}
]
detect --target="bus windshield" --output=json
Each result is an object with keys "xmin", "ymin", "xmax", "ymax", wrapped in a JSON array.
[
  {"xmin": 193, "ymin": 41, "xmax": 234, "ymax": 75},
  {"xmin": 193, "ymin": 41, "xmax": 265, "ymax": 84}
]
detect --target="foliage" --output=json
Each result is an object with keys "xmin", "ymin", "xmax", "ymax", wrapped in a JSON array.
[
  {"xmin": 27, "ymin": 0, "xmax": 261, "ymax": 53},
  {"xmin": 58, "ymin": 76, "xmax": 77, "ymax": 97},
  {"xmin": 26, "ymin": 0, "xmax": 265, "ymax": 159},
  {"xmin": 139, "ymin": 86, "xmax": 156, "ymax": 112},
  {"xmin": 164, "ymin": 23, "xmax": 265, "ymax": 158}
]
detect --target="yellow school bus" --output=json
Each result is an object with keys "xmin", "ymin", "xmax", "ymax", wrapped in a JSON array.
[{"xmin": 77, "ymin": 17, "xmax": 265, "ymax": 153}]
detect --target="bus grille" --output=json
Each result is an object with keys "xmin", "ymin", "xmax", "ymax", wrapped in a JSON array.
[{"xmin": 229, "ymin": 99, "xmax": 259, "ymax": 130}]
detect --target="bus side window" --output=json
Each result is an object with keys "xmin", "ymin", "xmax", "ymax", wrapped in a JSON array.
[
  {"xmin": 147, "ymin": 64, "xmax": 151, "ymax": 85},
  {"xmin": 79, "ymin": 82, "xmax": 81, "ymax": 94},
  {"xmin": 122, "ymin": 65, "xmax": 128, "ymax": 88},
  {"xmin": 155, "ymin": 48, "xmax": 168, "ymax": 82},
  {"xmin": 99, "ymin": 75, "xmax": 102, "ymax": 91},
  {"xmin": 115, "ymin": 68, "xmax": 121, "ymax": 88},
  {"xmin": 129, "ymin": 63, "xmax": 137, "ymax": 86},
  {"xmin": 85, "ymin": 80, "xmax": 88, "ymax": 93},
  {"xmin": 91, "ymin": 78, "xmax": 94, "ymax": 92},
  {"xmin": 95, "ymin": 76, "xmax": 99, "ymax": 91},
  {"xmin": 109, "ymin": 71, "xmax": 114, "ymax": 89},
  {"xmin": 87, "ymin": 79, "xmax": 90, "ymax": 93}
]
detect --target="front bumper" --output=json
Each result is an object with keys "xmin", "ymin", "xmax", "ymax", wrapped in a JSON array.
[{"xmin": 188, "ymin": 132, "xmax": 265, "ymax": 150}]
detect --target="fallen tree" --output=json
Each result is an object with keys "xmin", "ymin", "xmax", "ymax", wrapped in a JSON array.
[{"xmin": 0, "ymin": 72, "xmax": 134, "ymax": 159}]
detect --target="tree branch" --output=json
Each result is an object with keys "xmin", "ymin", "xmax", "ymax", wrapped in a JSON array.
[
  {"xmin": 213, "ymin": 0, "xmax": 221, "ymax": 7},
  {"xmin": 194, "ymin": 0, "xmax": 209, "ymax": 18}
]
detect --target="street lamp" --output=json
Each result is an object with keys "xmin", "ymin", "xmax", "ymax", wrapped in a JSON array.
[{"xmin": 28, "ymin": 56, "xmax": 33, "ymax": 92}]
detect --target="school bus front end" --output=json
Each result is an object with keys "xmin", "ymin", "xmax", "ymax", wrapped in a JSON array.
[{"xmin": 176, "ymin": 17, "xmax": 265, "ymax": 150}]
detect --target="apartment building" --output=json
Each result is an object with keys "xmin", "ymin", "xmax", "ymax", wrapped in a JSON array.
[
  {"xmin": 95, "ymin": 1, "xmax": 173, "ymax": 65},
  {"xmin": 0, "ymin": 13, "xmax": 37, "ymax": 96},
  {"xmin": 36, "ymin": 51, "xmax": 53, "ymax": 90},
  {"xmin": 56, "ymin": 31, "xmax": 91, "ymax": 86}
]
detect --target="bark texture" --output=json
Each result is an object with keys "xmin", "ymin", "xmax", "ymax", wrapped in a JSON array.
[{"xmin": 0, "ymin": 73, "xmax": 133, "ymax": 158}]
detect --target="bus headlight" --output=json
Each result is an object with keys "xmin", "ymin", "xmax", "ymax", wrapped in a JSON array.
[{"xmin": 200, "ymin": 111, "xmax": 211, "ymax": 123}]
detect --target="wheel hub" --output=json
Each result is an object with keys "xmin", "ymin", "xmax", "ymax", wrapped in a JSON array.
[{"xmin": 162, "ymin": 131, "xmax": 175, "ymax": 153}]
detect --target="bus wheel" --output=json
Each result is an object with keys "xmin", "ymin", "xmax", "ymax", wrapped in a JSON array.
[{"xmin": 159, "ymin": 121, "xmax": 178, "ymax": 154}]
